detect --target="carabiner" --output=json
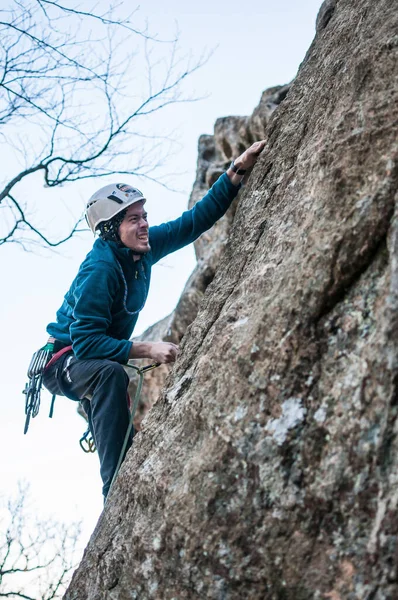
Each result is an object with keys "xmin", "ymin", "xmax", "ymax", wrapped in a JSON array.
[
  {"xmin": 140, "ymin": 362, "xmax": 161, "ymax": 374},
  {"xmin": 79, "ymin": 428, "xmax": 96, "ymax": 453}
]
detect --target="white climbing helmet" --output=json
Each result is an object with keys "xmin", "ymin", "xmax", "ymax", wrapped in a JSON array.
[{"xmin": 86, "ymin": 183, "xmax": 146, "ymax": 233}]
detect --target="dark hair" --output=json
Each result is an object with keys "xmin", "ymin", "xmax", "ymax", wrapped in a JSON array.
[{"xmin": 96, "ymin": 209, "xmax": 127, "ymax": 245}]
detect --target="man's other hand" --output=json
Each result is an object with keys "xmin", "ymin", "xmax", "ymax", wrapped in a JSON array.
[
  {"xmin": 149, "ymin": 342, "xmax": 179, "ymax": 364},
  {"xmin": 129, "ymin": 341, "xmax": 179, "ymax": 363}
]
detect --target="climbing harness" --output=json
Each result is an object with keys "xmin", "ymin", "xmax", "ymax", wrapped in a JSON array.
[
  {"xmin": 23, "ymin": 339, "xmax": 55, "ymax": 435},
  {"xmin": 106, "ymin": 361, "xmax": 160, "ymax": 500}
]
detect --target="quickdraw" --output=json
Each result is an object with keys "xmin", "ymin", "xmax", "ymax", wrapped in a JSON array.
[
  {"xmin": 23, "ymin": 340, "xmax": 55, "ymax": 435},
  {"xmin": 23, "ymin": 340, "xmax": 72, "ymax": 435},
  {"xmin": 79, "ymin": 427, "xmax": 96, "ymax": 453}
]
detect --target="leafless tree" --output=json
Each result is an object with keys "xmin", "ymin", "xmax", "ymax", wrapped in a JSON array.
[
  {"xmin": 0, "ymin": 483, "xmax": 81, "ymax": 599},
  {"xmin": 0, "ymin": 0, "xmax": 208, "ymax": 249}
]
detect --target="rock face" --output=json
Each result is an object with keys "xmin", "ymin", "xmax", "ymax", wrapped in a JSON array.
[
  {"xmin": 128, "ymin": 86, "xmax": 286, "ymax": 429},
  {"xmin": 65, "ymin": 0, "xmax": 398, "ymax": 598}
]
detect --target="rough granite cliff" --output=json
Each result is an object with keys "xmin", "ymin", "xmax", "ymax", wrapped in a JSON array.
[
  {"xmin": 128, "ymin": 83, "xmax": 289, "ymax": 430},
  {"xmin": 66, "ymin": 0, "xmax": 398, "ymax": 598}
]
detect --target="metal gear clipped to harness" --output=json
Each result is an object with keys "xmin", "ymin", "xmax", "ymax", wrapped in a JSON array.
[{"xmin": 23, "ymin": 340, "xmax": 55, "ymax": 434}]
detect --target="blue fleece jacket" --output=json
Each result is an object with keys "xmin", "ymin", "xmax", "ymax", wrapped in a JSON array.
[{"xmin": 47, "ymin": 173, "xmax": 240, "ymax": 363}]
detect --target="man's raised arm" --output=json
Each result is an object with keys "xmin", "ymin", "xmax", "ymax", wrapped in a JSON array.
[{"xmin": 149, "ymin": 141, "xmax": 266, "ymax": 264}]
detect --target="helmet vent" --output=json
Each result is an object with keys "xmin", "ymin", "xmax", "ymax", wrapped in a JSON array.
[{"xmin": 107, "ymin": 194, "xmax": 124, "ymax": 204}]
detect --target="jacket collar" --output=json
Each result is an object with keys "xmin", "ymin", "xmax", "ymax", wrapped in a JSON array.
[{"xmin": 94, "ymin": 238, "xmax": 147, "ymax": 265}]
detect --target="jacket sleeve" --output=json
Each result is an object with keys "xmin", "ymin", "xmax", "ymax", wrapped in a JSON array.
[
  {"xmin": 69, "ymin": 261, "xmax": 132, "ymax": 363},
  {"xmin": 149, "ymin": 173, "xmax": 241, "ymax": 265}
]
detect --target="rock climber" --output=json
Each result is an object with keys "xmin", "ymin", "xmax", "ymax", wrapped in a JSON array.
[{"xmin": 42, "ymin": 140, "xmax": 266, "ymax": 499}]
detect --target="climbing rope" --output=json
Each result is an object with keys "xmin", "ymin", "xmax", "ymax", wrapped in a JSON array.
[{"xmin": 107, "ymin": 362, "xmax": 160, "ymax": 500}]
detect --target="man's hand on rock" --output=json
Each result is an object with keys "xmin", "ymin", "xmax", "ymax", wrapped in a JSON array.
[
  {"xmin": 227, "ymin": 140, "xmax": 266, "ymax": 185},
  {"xmin": 235, "ymin": 140, "xmax": 266, "ymax": 170}
]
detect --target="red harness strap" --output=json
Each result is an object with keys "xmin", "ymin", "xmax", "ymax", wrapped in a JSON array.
[{"xmin": 45, "ymin": 345, "xmax": 73, "ymax": 370}]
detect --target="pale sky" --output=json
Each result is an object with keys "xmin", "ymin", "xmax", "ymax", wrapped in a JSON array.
[{"xmin": 0, "ymin": 0, "xmax": 323, "ymax": 564}]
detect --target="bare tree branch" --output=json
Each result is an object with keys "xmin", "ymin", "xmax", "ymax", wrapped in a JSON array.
[
  {"xmin": 0, "ymin": 592, "xmax": 36, "ymax": 599},
  {"xmin": 0, "ymin": 0, "xmax": 211, "ymax": 250},
  {"xmin": 0, "ymin": 483, "xmax": 81, "ymax": 599},
  {"xmin": 37, "ymin": 0, "xmax": 160, "ymax": 41}
]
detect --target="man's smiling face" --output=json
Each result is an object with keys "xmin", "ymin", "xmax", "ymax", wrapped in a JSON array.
[{"xmin": 118, "ymin": 201, "xmax": 150, "ymax": 254}]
